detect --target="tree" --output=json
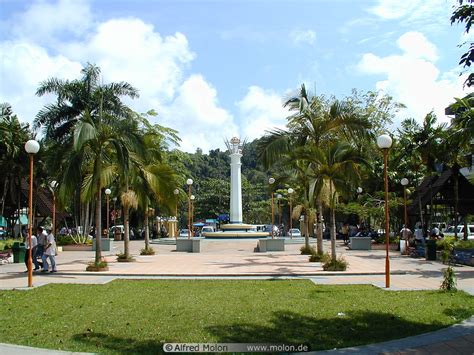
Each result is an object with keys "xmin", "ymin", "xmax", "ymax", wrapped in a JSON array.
[
  {"xmin": 35, "ymin": 64, "xmax": 141, "ymax": 264},
  {"xmin": 451, "ymin": 0, "xmax": 474, "ymax": 87}
]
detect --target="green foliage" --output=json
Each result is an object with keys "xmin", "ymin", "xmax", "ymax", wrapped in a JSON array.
[
  {"xmin": 140, "ymin": 247, "xmax": 156, "ymax": 255},
  {"xmin": 451, "ymin": 0, "xmax": 474, "ymax": 87},
  {"xmin": 300, "ymin": 245, "xmax": 316, "ymax": 255},
  {"xmin": 86, "ymin": 258, "xmax": 108, "ymax": 271},
  {"xmin": 440, "ymin": 266, "xmax": 458, "ymax": 292},
  {"xmin": 454, "ymin": 239, "xmax": 474, "ymax": 250},
  {"xmin": 116, "ymin": 252, "xmax": 135, "ymax": 262},
  {"xmin": 0, "ymin": 238, "xmax": 18, "ymax": 251},
  {"xmin": 309, "ymin": 252, "xmax": 330, "ymax": 263},
  {"xmin": 322, "ymin": 255, "xmax": 349, "ymax": 271}
]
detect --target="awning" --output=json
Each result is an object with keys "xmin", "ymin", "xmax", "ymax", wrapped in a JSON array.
[{"xmin": 0, "ymin": 215, "xmax": 7, "ymax": 227}]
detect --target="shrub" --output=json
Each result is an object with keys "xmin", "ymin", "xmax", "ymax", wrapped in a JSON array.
[
  {"xmin": 453, "ymin": 239, "xmax": 474, "ymax": 250},
  {"xmin": 300, "ymin": 245, "xmax": 316, "ymax": 255},
  {"xmin": 436, "ymin": 236, "xmax": 456, "ymax": 251},
  {"xmin": 0, "ymin": 238, "xmax": 18, "ymax": 251},
  {"xmin": 440, "ymin": 266, "xmax": 457, "ymax": 292},
  {"xmin": 309, "ymin": 252, "xmax": 330, "ymax": 263},
  {"xmin": 322, "ymin": 255, "xmax": 348, "ymax": 271},
  {"xmin": 140, "ymin": 247, "xmax": 156, "ymax": 255},
  {"xmin": 116, "ymin": 252, "xmax": 135, "ymax": 262},
  {"xmin": 86, "ymin": 259, "xmax": 108, "ymax": 271}
]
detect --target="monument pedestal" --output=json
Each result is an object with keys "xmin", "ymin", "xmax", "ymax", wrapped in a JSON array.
[{"xmin": 176, "ymin": 238, "xmax": 202, "ymax": 252}]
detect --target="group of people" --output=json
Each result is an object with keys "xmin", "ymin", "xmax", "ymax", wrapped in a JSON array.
[
  {"xmin": 24, "ymin": 226, "xmax": 57, "ymax": 273},
  {"xmin": 399, "ymin": 223, "xmax": 442, "ymax": 247}
]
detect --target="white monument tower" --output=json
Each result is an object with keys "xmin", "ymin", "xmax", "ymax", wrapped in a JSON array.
[{"xmin": 227, "ymin": 137, "xmax": 243, "ymax": 223}]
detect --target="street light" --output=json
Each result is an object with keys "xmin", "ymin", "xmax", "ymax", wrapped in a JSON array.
[
  {"xmin": 277, "ymin": 194, "xmax": 282, "ymax": 230},
  {"xmin": 173, "ymin": 188, "xmax": 179, "ymax": 239},
  {"xmin": 377, "ymin": 134, "xmax": 393, "ymax": 288},
  {"xmin": 186, "ymin": 179, "xmax": 193, "ymax": 239},
  {"xmin": 357, "ymin": 187, "xmax": 363, "ymax": 194},
  {"xmin": 50, "ymin": 180, "xmax": 58, "ymax": 237},
  {"xmin": 288, "ymin": 188, "xmax": 294, "ymax": 237},
  {"xmin": 25, "ymin": 139, "xmax": 40, "ymax": 288},
  {"xmin": 190, "ymin": 195, "xmax": 195, "ymax": 236},
  {"xmin": 401, "ymin": 178, "xmax": 409, "ymax": 255},
  {"xmin": 105, "ymin": 188, "xmax": 111, "ymax": 237},
  {"xmin": 268, "ymin": 177, "xmax": 275, "ymax": 238}
]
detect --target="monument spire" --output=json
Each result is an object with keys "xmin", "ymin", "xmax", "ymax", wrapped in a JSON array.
[{"xmin": 226, "ymin": 137, "xmax": 243, "ymax": 223}]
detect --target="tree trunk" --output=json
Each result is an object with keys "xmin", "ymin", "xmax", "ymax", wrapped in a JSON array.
[
  {"xmin": 124, "ymin": 204, "xmax": 130, "ymax": 258},
  {"xmin": 330, "ymin": 183, "xmax": 336, "ymax": 262},
  {"xmin": 94, "ymin": 181, "xmax": 102, "ymax": 264},
  {"xmin": 317, "ymin": 198, "xmax": 324, "ymax": 255},
  {"xmin": 1, "ymin": 177, "xmax": 8, "ymax": 216},
  {"xmin": 144, "ymin": 208, "xmax": 150, "ymax": 250},
  {"xmin": 454, "ymin": 169, "xmax": 459, "ymax": 240}
]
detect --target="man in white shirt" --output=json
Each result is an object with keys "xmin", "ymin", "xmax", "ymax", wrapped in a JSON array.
[
  {"xmin": 414, "ymin": 224, "xmax": 425, "ymax": 246},
  {"xmin": 24, "ymin": 232, "xmax": 39, "ymax": 271},
  {"xmin": 42, "ymin": 227, "xmax": 57, "ymax": 273}
]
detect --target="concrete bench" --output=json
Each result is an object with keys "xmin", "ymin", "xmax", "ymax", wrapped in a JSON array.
[
  {"xmin": 257, "ymin": 238, "xmax": 285, "ymax": 252},
  {"xmin": 349, "ymin": 237, "xmax": 372, "ymax": 250},
  {"xmin": 176, "ymin": 238, "xmax": 201, "ymax": 253},
  {"xmin": 93, "ymin": 238, "xmax": 113, "ymax": 251}
]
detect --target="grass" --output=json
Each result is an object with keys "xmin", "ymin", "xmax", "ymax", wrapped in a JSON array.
[{"xmin": 0, "ymin": 280, "xmax": 473, "ymax": 354}]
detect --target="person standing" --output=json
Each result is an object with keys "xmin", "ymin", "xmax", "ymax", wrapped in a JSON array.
[
  {"xmin": 35, "ymin": 226, "xmax": 46, "ymax": 270},
  {"xmin": 414, "ymin": 224, "xmax": 425, "ymax": 246},
  {"xmin": 341, "ymin": 223, "xmax": 349, "ymax": 245},
  {"xmin": 24, "ymin": 231, "xmax": 39, "ymax": 271},
  {"xmin": 42, "ymin": 227, "xmax": 57, "ymax": 273}
]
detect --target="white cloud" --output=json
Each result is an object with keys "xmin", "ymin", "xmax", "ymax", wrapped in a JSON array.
[
  {"xmin": 0, "ymin": 40, "xmax": 83, "ymax": 125},
  {"xmin": 11, "ymin": 0, "xmax": 93, "ymax": 45},
  {"xmin": 162, "ymin": 75, "xmax": 237, "ymax": 153},
  {"xmin": 289, "ymin": 29, "xmax": 316, "ymax": 45},
  {"xmin": 237, "ymin": 86, "xmax": 289, "ymax": 140},
  {"xmin": 357, "ymin": 31, "xmax": 467, "ymax": 124},
  {"xmin": 369, "ymin": 0, "xmax": 456, "ymax": 31}
]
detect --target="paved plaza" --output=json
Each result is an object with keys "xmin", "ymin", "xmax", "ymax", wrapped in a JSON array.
[{"xmin": 0, "ymin": 238, "xmax": 473, "ymax": 354}]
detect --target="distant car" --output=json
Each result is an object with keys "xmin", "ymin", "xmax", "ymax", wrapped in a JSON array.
[
  {"xmin": 443, "ymin": 225, "xmax": 474, "ymax": 240},
  {"xmin": 288, "ymin": 228, "xmax": 301, "ymax": 237},
  {"xmin": 179, "ymin": 229, "xmax": 190, "ymax": 238},
  {"xmin": 201, "ymin": 226, "xmax": 214, "ymax": 236}
]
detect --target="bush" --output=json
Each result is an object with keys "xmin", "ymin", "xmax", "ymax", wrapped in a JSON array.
[
  {"xmin": 300, "ymin": 245, "xmax": 316, "ymax": 255},
  {"xmin": 57, "ymin": 234, "xmax": 92, "ymax": 246},
  {"xmin": 140, "ymin": 247, "xmax": 156, "ymax": 255},
  {"xmin": 116, "ymin": 252, "xmax": 135, "ymax": 262},
  {"xmin": 309, "ymin": 252, "xmax": 330, "ymax": 263},
  {"xmin": 453, "ymin": 239, "xmax": 474, "ymax": 250},
  {"xmin": 436, "ymin": 236, "xmax": 456, "ymax": 251},
  {"xmin": 322, "ymin": 256, "xmax": 349, "ymax": 271},
  {"xmin": 0, "ymin": 238, "xmax": 18, "ymax": 251},
  {"xmin": 440, "ymin": 266, "xmax": 457, "ymax": 291},
  {"xmin": 86, "ymin": 259, "xmax": 108, "ymax": 271}
]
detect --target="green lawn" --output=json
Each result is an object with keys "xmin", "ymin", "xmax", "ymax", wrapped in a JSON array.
[{"xmin": 0, "ymin": 280, "xmax": 473, "ymax": 354}]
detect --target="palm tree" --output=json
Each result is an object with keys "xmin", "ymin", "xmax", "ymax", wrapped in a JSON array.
[
  {"xmin": 35, "ymin": 64, "xmax": 141, "ymax": 264},
  {"xmin": 300, "ymin": 142, "xmax": 367, "ymax": 261}
]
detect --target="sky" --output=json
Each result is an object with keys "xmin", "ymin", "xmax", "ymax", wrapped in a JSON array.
[{"xmin": 0, "ymin": 0, "xmax": 471, "ymax": 153}]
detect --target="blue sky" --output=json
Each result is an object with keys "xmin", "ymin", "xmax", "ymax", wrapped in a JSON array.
[{"xmin": 0, "ymin": 0, "xmax": 470, "ymax": 152}]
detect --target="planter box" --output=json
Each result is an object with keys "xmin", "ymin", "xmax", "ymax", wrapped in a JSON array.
[
  {"xmin": 86, "ymin": 265, "xmax": 109, "ymax": 272},
  {"xmin": 350, "ymin": 237, "xmax": 372, "ymax": 250},
  {"xmin": 93, "ymin": 238, "xmax": 113, "ymax": 252},
  {"xmin": 257, "ymin": 238, "xmax": 285, "ymax": 252},
  {"xmin": 62, "ymin": 244, "xmax": 93, "ymax": 251},
  {"xmin": 176, "ymin": 238, "xmax": 201, "ymax": 253}
]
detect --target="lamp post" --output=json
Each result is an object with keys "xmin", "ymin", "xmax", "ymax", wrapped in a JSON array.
[
  {"xmin": 288, "ymin": 188, "xmax": 294, "ymax": 237},
  {"xmin": 377, "ymin": 134, "xmax": 393, "ymax": 288},
  {"xmin": 357, "ymin": 187, "xmax": 363, "ymax": 195},
  {"xmin": 112, "ymin": 197, "xmax": 117, "ymax": 230},
  {"xmin": 174, "ymin": 188, "xmax": 179, "ymax": 239},
  {"xmin": 190, "ymin": 195, "xmax": 195, "ymax": 236},
  {"xmin": 268, "ymin": 177, "xmax": 275, "ymax": 238},
  {"xmin": 401, "ymin": 178, "xmax": 409, "ymax": 255},
  {"xmin": 105, "ymin": 188, "xmax": 111, "ymax": 237},
  {"xmin": 50, "ymin": 180, "xmax": 58, "ymax": 237},
  {"xmin": 25, "ymin": 139, "xmax": 40, "ymax": 288},
  {"xmin": 186, "ymin": 179, "xmax": 193, "ymax": 239},
  {"xmin": 277, "ymin": 193, "xmax": 282, "ymax": 232}
]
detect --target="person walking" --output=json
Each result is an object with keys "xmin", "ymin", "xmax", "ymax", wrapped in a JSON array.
[
  {"xmin": 42, "ymin": 227, "xmax": 57, "ymax": 273},
  {"xmin": 341, "ymin": 223, "xmax": 349, "ymax": 245},
  {"xmin": 414, "ymin": 224, "xmax": 425, "ymax": 247},
  {"xmin": 35, "ymin": 226, "xmax": 46, "ymax": 270},
  {"xmin": 24, "ymin": 231, "xmax": 39, "ymax": 272}
]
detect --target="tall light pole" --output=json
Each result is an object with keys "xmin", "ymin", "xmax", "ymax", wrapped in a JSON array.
[
  {"xmin": 105, "ymin": 188, "xmax": 111, "ymax": 237},
  {"xmin": 174, "ymin": 188, "xmax": 179, "ymax": 239},
  {"xmin": 268, "ymin": 177, "xmax": 275, "ymax": 238},
  {"xmin": 50, "ymin": 180, "xmax": 58, "ymax": 237},
  {"xmin": 377, "ymin": 134, "xmax": 393, "ymax": 288},
  {"xmin": 25, "ymin": 139, "xmax": 40, "ymax": 288},
  {"xmin": 186, "ymin": 179, "xmax": 193, "ymax": 239},
  {"xmin": 288, "ymin": 188, "xmax": 294, "ymax": 237},
  {"xmin": 401, "ymin": 178, "xmax": 409, "ymax": 255},
  {"xmin": 277, "ymin": 193, "xmax": 282, "ymax": 231},
  {"xmin": 190, "ymin": 195, "xmax": 195, "ymax": 236}
]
